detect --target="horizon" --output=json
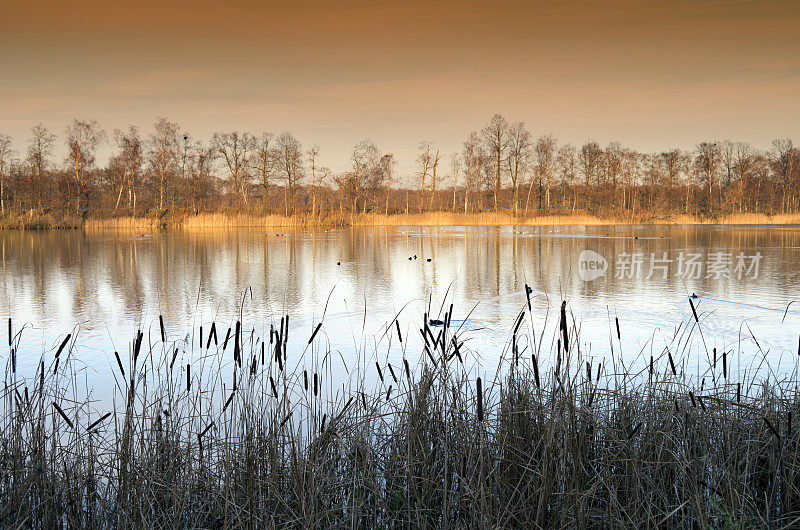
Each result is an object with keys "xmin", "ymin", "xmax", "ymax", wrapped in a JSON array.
[{"xmin": 2, "ymin": 0, "xmax": 799, "ymax": 179}]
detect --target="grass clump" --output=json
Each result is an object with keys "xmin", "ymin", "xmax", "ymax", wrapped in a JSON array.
[{"xmin": 1, "ymin": 299, "xmax": 800, "ymax": 528}]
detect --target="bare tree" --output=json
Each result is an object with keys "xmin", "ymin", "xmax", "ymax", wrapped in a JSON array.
[
  {"xmin": 462, "ymin": 132, "xmax": 482, "ymax": 214},
  {"xmin": 276, "ymin": 132, "xmax": 303, "ymax": 215},
  {"xmin": 27, "ymin": 123, "xmax": 56, "ymax": 210},
  {"xmin": 482, "ymin": 114, "xmax": 509, "ymax": 211},
  {"xmin": 579, "ymin": 141, "xmax": 603, "ymax": 210},
  {"xmin": 0, "ymin": 134, "xmax": 13, "ymax": 215},
  {"xmin": 771, "ymin": 139, "xmax": 799, "ymax": 213},
  {"xmin": 111, "ymin": 126, "xmax": 143, "ymax": 213},
  {"xmin": 189, "ymin": 141, "xmax": 216, "ymax": 212},
  {"xmin": 149, "ymin": 118, "xmax": 179, "ymax": 210},
  {"xmin": 253, "ymin": 133, "xmax": 277, "ymax": 211},
  {"xmin": 557, "ymin": 144, "xmax": 578, "ymax": 210},
  {"xmin": 213, "ymin": 131, "xmax": 256, "ymax": 207},
  {"xmin": 506, "ymin": 121, "xmax": 532, "ymax": 216},
  {"xmin": 307, "ymin": 145, "xmax": 320, "ymax": 217},
  {"xmin": 415, "ymin": 141, "xmax": 433, "ymax": 213},
  {"xmin": 66, "ymin": 119, "xmax": 105, "ymax": 213},
  {"xmin": 695, "ymin": 142, "xmax": 722, "ymax": 210},
  {"xmin": 531, "ymin": 134, "xmax": 556, "ymax": 214},
  {"xmin": 380, "ymin": 153, "xmax": 396, "ymax": 215}
]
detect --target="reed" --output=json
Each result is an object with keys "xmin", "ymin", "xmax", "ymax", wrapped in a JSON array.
[
  {"xmin": 40, "ymin": 210, "xmax": 800, "ymax": 232},
  {"xmin": 1, "ymin": 299, "xmax": 799, "ymax": 528}
]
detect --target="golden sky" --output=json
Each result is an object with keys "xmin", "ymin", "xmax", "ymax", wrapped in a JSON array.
[{"xmin": 1, "ymin": 0, "xmax": 798, "ymax": 175}]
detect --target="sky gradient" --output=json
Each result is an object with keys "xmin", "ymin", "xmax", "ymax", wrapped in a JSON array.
[{"xmin": 1, "ymin": 0, "xmax": 798, "ymax": 177}]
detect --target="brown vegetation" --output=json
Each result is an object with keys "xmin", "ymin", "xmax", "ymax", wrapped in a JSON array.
[
  {"xmin": 1, "ymin": 299, "xmax": 799, "ymax": 527},
  {"xmin": 0, "ymin": 116, "xmax": 798, "ymax": 230}
]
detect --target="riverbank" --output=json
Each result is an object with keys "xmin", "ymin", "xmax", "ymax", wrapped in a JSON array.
[{"xmin": 3, "ymin": 210, "xmax": 800, "ymax": 230}]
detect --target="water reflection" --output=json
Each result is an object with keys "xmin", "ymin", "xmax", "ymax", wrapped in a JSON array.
[{"xmin": 2, "ymin": 225, "xmax": 800, "ymax": 385}]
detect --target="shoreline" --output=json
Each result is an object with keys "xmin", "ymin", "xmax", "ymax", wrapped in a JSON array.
[{"xmin": 3, "ymin": 211, "xmax": 800, "ymax": 231}]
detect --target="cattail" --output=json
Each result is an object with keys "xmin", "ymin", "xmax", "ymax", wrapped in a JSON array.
[
  {"xmin": 222, "ymin": 391, "xmax": 235, "ymax": 413},
  {"xmin": 560, "ymin": 301, "xmax": 569, "ymax": 351},
  {"xmin": 87, "ymin": 412, "xmax": 111, "ymax": 433},
  {"xmin": 387, "ymin": 363, "xmax": 398, "ymax": 383},
  {"xmin": 689, "ymin": 391, "xmax": 696, "ymax": 408},
  {"xmin": 114, "ymin": 351, "xmax": 125, "ymax": 378},
  {"xmin": 668, "ymin": 352, "xmax": 676, "ymax": 376},
  {"xmin": 524, "ymin": 283, "xmax": 532, "ymax": 311},
  {"xmin": 186, "ymin": 364, "xmax": 191, "ymax": 392},
  {"xmin": 395, "ymin": 320, "xmax": 402, "ymax": 343},
  {"xmin": 723, "ymin": 349, "xmax": 727, "ymax": 379},
  {"xmin": 361, "ymin": 391, "xmax": 367, "ymax": 411},
  {"xmin": 309, "ymin": 323, "xmax": 322, "ymax": 345},
  {"xmin": 269, "ymin": 376, "xmax": 278, "ymax": 398},
  {"xmin": 586, "ymin": 361, "xmax": 591, "ymax": 382},
  {"xmin": 170, "ymin": 347, "xmax": 178, "ymax": 371},
  {"xmin": 404, "ymin": 358, "xmax": 411, "ymax": 381},
  {"xmin": 386, "ymin": 385, "xmax": 392, "ymax": 400},
  {"xmin": 11, "ymin": 348, "xmax": 15, "ymax": 374},
  {"xmin": 207, "ymin": 322, "xmax": 217, "ymax": 349},
  {"xmin": 376, "ymin": 362, "xmax": 384, "ymax": 383},
  {"xmin": 737, "ymin": 382, "xmax": 741, "ymax": 403},
  {"xmin": 304, "ymin": 370, "xmax": 308, "ymax": 391},
  {"xmin": 615, "ymin": 317, "xmax": 621, "ymax": 341},
  {"xmin": 159, "ymin": 315, "xmax": 165, "ymax": 342},
  {"xmin": 133, "ymin": 330, "xmax": 143, "ymax": 365},
  {"xmin": 476, "ymin": 377, "xmax": 483, "ymax": 422},
  {"xmin": 39, "ymin": 360, "xmax": 44, "ymax": 390},
  {"xmin": 261, "ymin": 342, "xmax": 265, "ymax": 365},
  {"xmin": 321, "ymin": 413, "xmax": 326, "ymax": 432},
  {"xmin": 532, "ymin": 354, "xmax": 540, "ymax": 388},
  {"xmin": 713, "ymin": 347, "xmax": 717, "ymax": 368},
  {"xmin": 649, "ymin": 355, "xmax": 653, "ymax": 379},
  {"xmin": 222, "ymin": 327, "xmax": 231, "ymax": 350},
  {"xmin": 764, "ymin": 417, "xmax": 780, "ymax": 441},
  {"xmin": 55, "ymin": 334, "xmax": 71, "ymax": 360},
  {"xmin": 200, "ymin": 325, "xmax": 203, "ymax": 349},
  {"xmin": 53, "ymin": 402, "xmax": 74, "ymax": 430},
  {"xmin": 199, "ymin": 422, "xmax": 214, "ymax": 439},
  {"xmin": 689, "ymin": 298, "xmax": 699, "ymax": 323},
  {"xmin": 234, "ymin": 320, "xmax": 241, "ymax": 366},
  {"xmin": 453, "ymin": 339, "xmax": 463, "ymax": 363},
  {"xmin": 513, "ymin": 311, "xmax": 524, "ymax": 335},
  {"xmin": 314, "ymin": 372, "xmax": 318, "ymax": 396}
]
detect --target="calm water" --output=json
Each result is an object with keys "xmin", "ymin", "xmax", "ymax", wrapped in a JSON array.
[{"xmin": 3, "ymin": 225, "xmax": 800, "ymax": 390}]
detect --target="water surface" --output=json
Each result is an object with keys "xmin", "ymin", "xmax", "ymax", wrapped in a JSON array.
[{"xmin": 3, "ymin": 225, "xmax": 800, "ymax": 389}]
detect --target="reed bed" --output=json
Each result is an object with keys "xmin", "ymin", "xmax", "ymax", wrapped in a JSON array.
[
  {"xmin": 2, "ymin": 297, "xmax": 800, "ymax": 528},
  {"xmin": 58, "ymin": 210, "xmax": 800, "ymax": 232}
]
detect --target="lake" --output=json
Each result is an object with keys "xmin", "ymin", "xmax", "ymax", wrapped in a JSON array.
[{"xmin": 3, "ymin": 224, "xmax": 800, "ymax": 392}]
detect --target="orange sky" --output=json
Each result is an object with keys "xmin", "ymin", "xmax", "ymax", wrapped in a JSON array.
[{"xmin": 1, "ymin": 0, "xmax": 798, "ymax": 177}]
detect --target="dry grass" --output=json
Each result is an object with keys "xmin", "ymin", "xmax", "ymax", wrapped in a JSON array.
[
  {"xmin": 1, "ymin": 297, "xmax": 799, "ymax": 528},
  {"xmin": 9, "ymin": 210, "xmax": 800, "ymax": 231}
]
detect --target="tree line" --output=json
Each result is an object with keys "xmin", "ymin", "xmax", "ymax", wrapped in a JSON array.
[{"xmin": 0, "ymin": 114, "xmax": 798, "ymax": 222}]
